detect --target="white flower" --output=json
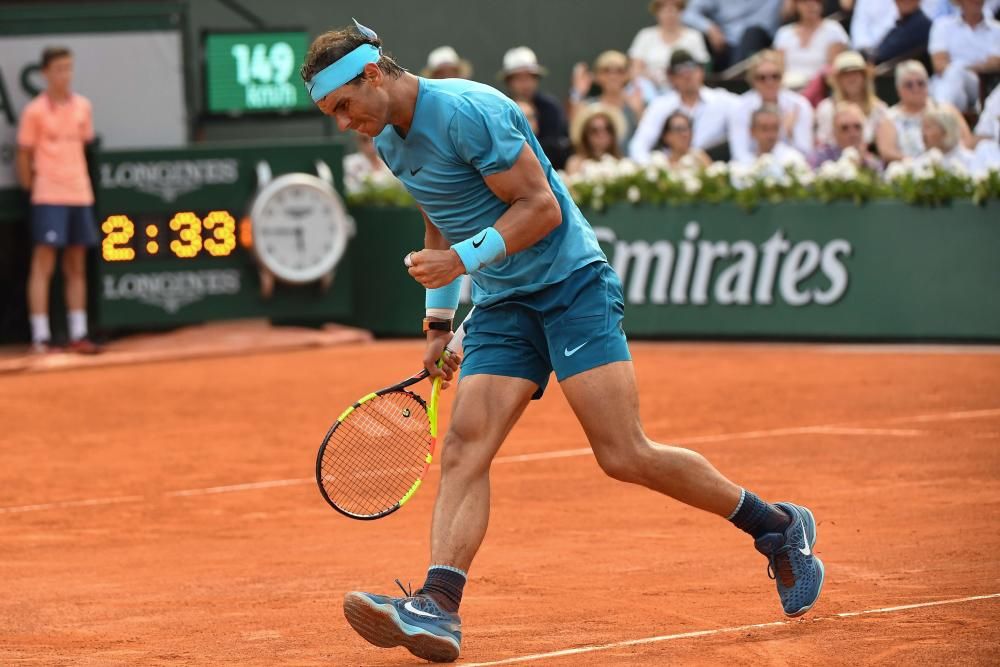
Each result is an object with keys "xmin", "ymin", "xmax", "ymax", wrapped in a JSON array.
[
  {"xmin": 644, "ymin": 166, "xmax": 660, "ymax": 182},
  {"xmin": 706, "ymin": 161, "xmax": 729, "ymax": 178},
  {"xmin": 834, "ymin": 159, "xmax": 859, "ymax": 182},
  {"xmin": 682, "ymin": 176, "xmax": 702, "ymax": 194},
  {"xmin": 729, "ymin": 162, "xmax": 752, "ymax": 190},
  {"xmin": 593, "ymin": 184, "xmax": 606, "ymax": 197},
  {"xmin": 884, "ymin": 161, "xmax": 908, "ymax": 182},
  {"xmin": 590, "ymin": 196, "xmax": 604, "ymax": 210},
  {"xmin": 818, "ymin": 161, "xmax": 839, "ymax": 180},
  {"xmin": 947, "ymin": 158, "xmax": 969, "ymax": 179},
  {"xmin": 649, "ymin": 151, "xmax": 670, "ymax": 169},
  {"xmin": 763, "ymin": 175, "xmax": 778, "ymax": 188},
  {"xmin": 924, "ymin": 148, "xmax": 944, "ymax": 165},
  {"xmin": 916, "ymin": 162, "xmax": 935, "ymax": 181},
  {"xmin": 841, "ymin": 146, "xmax": 860, "ymax": 164},
  {"xmin": 627, "ymin": 185, "xmax": 641, "ymax": 202},
  {"xmin": 677, "ymin": 153, "xmax": 699, "ymax": 172},
  {"xmin": 798, "ymin": 170, "xmax": 815, "ymax": 186},
  {"xmin": 616, "ymin": 159, "xmax": 639, "ymax": 178},
  {"xmin": 785, "ymin": 151, "xmax": 810, "ymax": 173}
]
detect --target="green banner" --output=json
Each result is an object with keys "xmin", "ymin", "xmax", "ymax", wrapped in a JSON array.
[{"xmin": 349, "ymin": 202, "xmax": 1000, "ymax": 340}]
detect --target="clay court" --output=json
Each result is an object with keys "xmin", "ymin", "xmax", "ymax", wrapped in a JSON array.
[{"xmin": 2, "ymin": 340, "xmax": 999, "ymax": 665}]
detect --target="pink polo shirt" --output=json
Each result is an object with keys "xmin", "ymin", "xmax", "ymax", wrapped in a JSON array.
[{"xmin": 17, "ymin": 92, "xmax": 95, "ymax": 206}]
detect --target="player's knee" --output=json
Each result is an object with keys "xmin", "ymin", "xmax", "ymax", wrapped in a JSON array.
[
  {"xmin": 31, "ymin": 248, "xmax": 57, "ymax": 277},
  {"xmin": 439, "ymin": 428, "xmax": 492, "ymax": 479},
  {"xmin": 592, "ymin": 440, "xmax": 648, "ymax": 484}
]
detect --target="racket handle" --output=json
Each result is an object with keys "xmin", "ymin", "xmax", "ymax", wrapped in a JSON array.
[{"xmin": 444, "ymin": 309, "xmax": 471, "ymax": 356}]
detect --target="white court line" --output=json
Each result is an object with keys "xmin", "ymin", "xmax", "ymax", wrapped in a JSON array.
[
  {"xmin": 463, "ymin": 593, "xmax": 1000, "ymax": 667},
  {"xmin": 0, "ymin": 495, "xmax": 143, "ymax": 515},
  {"xmin": 164, "ymin": 478, "xmax": 311, "ymax": 497},
  {"xmin": 1, "ymin": 406, "xmax": 996, "ymax": 515}
]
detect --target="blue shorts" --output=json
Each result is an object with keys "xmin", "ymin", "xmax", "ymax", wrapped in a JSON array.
[
  {"xmin": 461, "ymin": 260, "xmax": 631, "ymax": 399},
  {"xmin": 31, "ymin": 205, "xmax": 98, "ymax": 247}
]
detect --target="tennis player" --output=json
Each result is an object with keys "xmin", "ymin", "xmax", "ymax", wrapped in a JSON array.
[{"xmin": 304, "ymin": 21, "xmax": 825, "ymax": 663}]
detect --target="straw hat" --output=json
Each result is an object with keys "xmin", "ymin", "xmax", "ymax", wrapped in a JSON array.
[
  {"xmin": 832, "ymin": 50, "xmax": 867, "ymax": 74},
  {"xmin": 497, "ymin": 46, "xmax": 548, "ymax": 80},
  {"xmin": 570, "ymin": 103, "xmax": 627, "ymax": 151},
  {"xmin": 420, "ymin": 46, "xmax": 473, "ymax": 78}
]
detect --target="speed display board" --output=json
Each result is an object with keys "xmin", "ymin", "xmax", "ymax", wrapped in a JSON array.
[{"xmin": 204, "ymin": 31, "xmax": 312, "ymax": 115}]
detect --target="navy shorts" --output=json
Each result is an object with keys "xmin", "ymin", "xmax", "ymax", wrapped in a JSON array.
[
  {"xmin": 31, "ymin": 205, "xmax": 98, "ymax": 247},
  {"xmin": 461, "ymin": 261, "xmax": 631, "ymax": 399}
]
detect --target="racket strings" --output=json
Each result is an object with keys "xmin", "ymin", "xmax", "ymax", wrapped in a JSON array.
[{"xmin": 319, "ymin": 391, "xmax": 430, "ymax": 517}]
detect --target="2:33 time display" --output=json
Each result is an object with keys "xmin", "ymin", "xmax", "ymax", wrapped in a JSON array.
[{"xmin": 100, "ymin": 211, "xmax": 251, "ymax": 262}]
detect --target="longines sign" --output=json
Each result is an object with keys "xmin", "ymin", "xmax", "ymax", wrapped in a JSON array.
[
  {"xmin": 102, "ymin": 269, "xmax": 241, "ymax": 313},
  {"xmin": 99, "ymin": 159, "xmax": 239, "ymax": 203}
]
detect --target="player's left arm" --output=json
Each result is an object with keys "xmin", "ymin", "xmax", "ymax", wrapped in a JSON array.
[{"xmin": 406, "ymin": 144, "xmax": 560, "ymax": 288}]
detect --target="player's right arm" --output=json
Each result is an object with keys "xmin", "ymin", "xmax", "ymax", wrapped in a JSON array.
[{"xmin": 418, "ymin": 207, "xmax": 461, "ymax": 386}]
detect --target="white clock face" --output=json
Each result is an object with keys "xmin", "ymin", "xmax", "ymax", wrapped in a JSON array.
[{"xmin": 250, "ymin": 174, "xmax": 351, "ymax": 283}]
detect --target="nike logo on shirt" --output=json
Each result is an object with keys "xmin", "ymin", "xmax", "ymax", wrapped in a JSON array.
[
  {"xmin": 403, "ymin": 600, "xmax": 441, "ymax": 619},
  {"xmin": 564, "ymin": 341, "xmax": 588, "ymax": 356},
  {"xmin": 410, "ymin": 166, "xmax": 423, "ymax": 176}
]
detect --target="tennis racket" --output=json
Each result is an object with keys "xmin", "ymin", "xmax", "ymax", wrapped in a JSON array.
[{"xmin": 315, "ymin": 322, "xmax": 467, "ymax": 520}]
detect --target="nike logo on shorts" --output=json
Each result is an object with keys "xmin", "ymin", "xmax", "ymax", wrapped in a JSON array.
[{"xmin": 564, "ymin": 341, "xmax": 588, "ymax": 356}]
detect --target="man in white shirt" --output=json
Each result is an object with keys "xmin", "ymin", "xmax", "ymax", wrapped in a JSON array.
[
  {"xmin": 628, "ymin": 50, "xmax": 735, "ymax": 164},
  {"xmin": 929, "ymin": 0, "xmax": 1000, "ymax": 111},
  {"xmin": 973, "ymin": 84, "xmax": 1000, "ymax": 168},
  {"xmin": 727, "ymin": 50, "xmax": 814, "ymax": 164},
  {"xmin": 850, "ymin": 0, "xmax": 900, "ymax": 53},
  {"xmin": 737, "ymin": 104, "xmax": 808, "ymax": 167}
]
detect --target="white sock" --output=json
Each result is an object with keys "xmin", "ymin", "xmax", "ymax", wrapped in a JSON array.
[
  {"xmin": 68, "ymin": 310, "xmax": 88, "ymax": 342},
  {"xmin": 30, "ymin": 314, "xmax": 51, "ymax": 344}
]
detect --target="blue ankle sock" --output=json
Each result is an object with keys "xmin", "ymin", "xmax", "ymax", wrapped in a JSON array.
[
  {"xmin": 418, "ymin": 565, "xmax": 466, "ymax": 613},
  {"xmin": 728, "ymin": 489, "xmax": 791, "ymax": 539}
]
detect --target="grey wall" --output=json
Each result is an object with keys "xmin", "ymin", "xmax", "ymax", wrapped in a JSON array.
[{"xmin": 188, "ymin": 0, "xmax": 653, "ymax": 142}]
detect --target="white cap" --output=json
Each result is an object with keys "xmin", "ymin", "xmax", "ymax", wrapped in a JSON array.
[
  {"xmin": 427, "ymin": 46, "xmax": 460, "ymax": 70},
  {"xmin": 498, "ymin": 46, "xmax": 548, "ymax": 79},
  {"xmin": 422, "ymin": 46, "xmax": 472, "ymax": 78}
]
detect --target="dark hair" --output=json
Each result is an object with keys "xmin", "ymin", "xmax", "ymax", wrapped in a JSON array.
[
  {"xmin": 41, "ymin": 47, "xmax": 72, "ymax": 69},
  {"xmin": 657, "ymin": 110, "xmax": 692, "ymax": 148},
  {"xmin": 300, "ymin": 25, "xmax": 405, "ymax": 85},
  {"xmin": 580, "ymin": 112, "xmax": 622, "ymax": 160}
]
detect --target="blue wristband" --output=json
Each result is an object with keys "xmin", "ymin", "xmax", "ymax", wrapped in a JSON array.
[
  {"xmin": 451, "ymin": 227, "xmax": 507, "ymax": 274},
  {"xmin": 425, "ymin": 276, "xmax": 462, "ymax": 311}
]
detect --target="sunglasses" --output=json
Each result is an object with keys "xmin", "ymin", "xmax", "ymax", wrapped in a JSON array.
[
  {"xmin": 902, "ymin": 79, "xmax": 927, "ymax": 90},
  {"xmin": 667, "ymin": 124, "xmax": 691, "ymax": 133},
  {"xmin": 755, "ymin": 72, "xmax": 782, "ymax": 82},
  {"xmin": 838, "ymin": 122, "xmax": 863, "ymax": 131}
]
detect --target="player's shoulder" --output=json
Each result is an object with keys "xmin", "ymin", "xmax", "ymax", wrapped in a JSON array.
[{"xmin": 422, "ymin": 78, "xmax": 518, "ymax": 119}]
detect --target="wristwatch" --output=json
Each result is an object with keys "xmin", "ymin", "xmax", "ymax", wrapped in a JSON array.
[{"xmin": 423, "ymin": 318, "xmax": 453, "ymax": 333}]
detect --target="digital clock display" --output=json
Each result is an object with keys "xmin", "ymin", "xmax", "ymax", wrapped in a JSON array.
[
  {"xmin": 204, "ymin": 31, "xmax": 312, "ymax": 115},
  {"xmin": 100, "ymin": 211, "xmax": 252, "ymax": 262}
]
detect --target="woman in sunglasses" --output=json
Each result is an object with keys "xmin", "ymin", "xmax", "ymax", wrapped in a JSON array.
[
  {"xmin": 564, "ymin": 103, "xmax": 626, "ymax": 176},
  {"xmin": 814, "ymin": 51, "xmax": 887, "ymax": 149},
  {"xmin": 728, "ymin": 50, "xmax": 814, "ymax": 164},
  {"xmin": 569, "ymin": 50, "xmax": 644, "ymax": 150},
  {"xmin": 876, "ymin": 59, "xmax": 972, "ymax": 163},
  {"xmin": 656, "ymin": 110, "xmax": 711, "ymax": 167}
]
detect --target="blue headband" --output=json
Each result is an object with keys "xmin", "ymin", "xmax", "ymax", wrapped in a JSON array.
[{"xmin": 306, "ymin": 43, "xmax": 381, "ymax": 102}]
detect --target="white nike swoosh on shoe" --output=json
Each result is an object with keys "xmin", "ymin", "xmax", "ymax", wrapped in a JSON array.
[
  {"xmin": 564, "ymin": 341, "xmax": 588, "ymax": 356},
  {"xmin": 798, "ymin": 525, "xmax": 811, "ymax": 556},
  {"xmin": 403, "ymin": 600, "xmax": 441, "ymax": 619}
]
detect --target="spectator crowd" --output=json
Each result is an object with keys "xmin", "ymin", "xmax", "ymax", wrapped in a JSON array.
[{"xmin": 344, "ymin": 0, "xmax": 1000, "ymax": 195}]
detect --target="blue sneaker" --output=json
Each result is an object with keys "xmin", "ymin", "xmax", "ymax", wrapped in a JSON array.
[
  {"xmin": 754, "ymin": 502, "xmax": 826, "ymax": 617},
  {"xmin": 343, "ymin": 580, "xmax": 462, "ymax": 663}
]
